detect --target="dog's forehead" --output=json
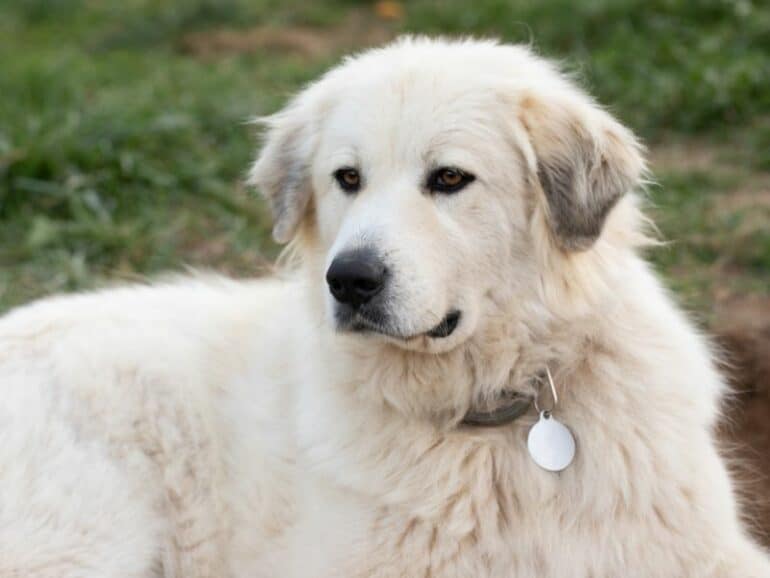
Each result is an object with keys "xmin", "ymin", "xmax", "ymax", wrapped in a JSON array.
[
  {"xmin": 318, "ymin": 74, "xmax": 505, "ymax": 166},
  {"xmin": 329, "ymin": 82, "xmax": 486, "ymax": 130},
  {"xmin": 310, "ymin": 40, "xmax": 564, "ymax": 158}
]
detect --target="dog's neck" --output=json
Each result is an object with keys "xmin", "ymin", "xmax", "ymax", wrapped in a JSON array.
[
  {"xmin": 300, "ymin": 318, "xmax": 598, "ymax": 514},
  {"xmin": 325, "ymin": 312, "xmax": 590, "ymax": 430}
]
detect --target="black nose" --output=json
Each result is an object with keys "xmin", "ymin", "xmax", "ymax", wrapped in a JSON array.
[{"xmin": 326, "ymin": 249, "xmax": 388, "ymax": 308}]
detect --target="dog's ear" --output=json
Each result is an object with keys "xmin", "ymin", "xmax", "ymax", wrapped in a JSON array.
[
  {"xmin": 248, "ymin": 99, "xmax": 319, "ymax": 244},
  {"xmin": 517, "ymin": 89, "xmax": 646, "ymax": 251}
]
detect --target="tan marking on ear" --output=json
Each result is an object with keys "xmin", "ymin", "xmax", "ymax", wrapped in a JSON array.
[{"xmin": 516, "ymin": 89, "xmax": 646, "ymax": 252}]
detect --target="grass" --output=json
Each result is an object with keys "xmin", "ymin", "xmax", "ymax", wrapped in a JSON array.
[{"xmin": 1, "ymin": 0, "xmax": 768, "ymax": 316}]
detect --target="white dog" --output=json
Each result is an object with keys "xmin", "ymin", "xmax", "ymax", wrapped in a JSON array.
[{"xmin": 1, "ymin": 37, "xmax": 768, "ymax": 578}]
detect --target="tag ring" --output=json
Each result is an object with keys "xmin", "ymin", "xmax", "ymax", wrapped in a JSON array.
[{"xmin": 534, "ymin": 366, "xmax": 559, "ymax": 415}]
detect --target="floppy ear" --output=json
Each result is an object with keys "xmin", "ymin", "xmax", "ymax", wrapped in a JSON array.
[
  {"xmin": 517, "ymin": 90, "xmax": 646, "ymax": 251},
  {"xmin": 248, "ymin": 100, "xmax": 318, "ymax": 244}
]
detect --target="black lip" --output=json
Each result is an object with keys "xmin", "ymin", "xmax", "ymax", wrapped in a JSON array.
[
  {"xmin": 426, "ymin": 310, "xmax": 461, "ymax": 339},
  {"xmin": 343, "ymin": 308, "xmax": 397, "ymax": 336},
  {"xmin": 336, "ymin": 307, "xmax": 462, "ymax": 341}
]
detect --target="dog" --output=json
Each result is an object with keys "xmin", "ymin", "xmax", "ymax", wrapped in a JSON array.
[{"xmin": 1, "ymin": 37, "xmax": 768, "ymax": 578}]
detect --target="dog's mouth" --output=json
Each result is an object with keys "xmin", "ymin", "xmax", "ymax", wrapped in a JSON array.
[{"xmin": 347, "ymin": 309, "xmax": 462, "ymax": 341}]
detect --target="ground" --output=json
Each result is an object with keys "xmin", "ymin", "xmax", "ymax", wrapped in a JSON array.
[{"xmin": 1, "ymin": 0, "xmax": 769, "ymax": 545}]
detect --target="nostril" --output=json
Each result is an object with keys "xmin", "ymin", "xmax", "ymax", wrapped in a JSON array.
[{"xmin": 327, "ymin": 277, "xmax": 347, "ymax": 303}]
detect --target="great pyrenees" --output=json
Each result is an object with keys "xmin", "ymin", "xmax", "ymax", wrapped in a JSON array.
[{"xmin": 1, "ymin": 37, "xmax": 768, "ymax": 578}]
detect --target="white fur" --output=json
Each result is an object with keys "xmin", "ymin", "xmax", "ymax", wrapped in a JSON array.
[{"xmin": 1, "ymin": 38, "xmax": 768, "ymax": 577}]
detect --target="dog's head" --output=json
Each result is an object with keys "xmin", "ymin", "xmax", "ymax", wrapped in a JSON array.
[{"xmin": 250, "ymin": 38, "xmax": 646, "ymax": 358}]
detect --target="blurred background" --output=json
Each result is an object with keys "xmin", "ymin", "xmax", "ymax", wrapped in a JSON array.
[{"xmin": 1, "ymin": 0, "xmax": 768, "ymax": 540}]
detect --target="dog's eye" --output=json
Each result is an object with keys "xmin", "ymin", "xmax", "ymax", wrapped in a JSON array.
[
  {"xmin": 333, "ymin": 168, "xmax": 361, "ymax": 193},
  {"xmin": 427, "ymin": 167, "xmax": 475, "ymax": 194}
]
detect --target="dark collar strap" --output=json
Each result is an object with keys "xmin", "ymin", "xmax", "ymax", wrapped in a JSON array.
[{"xmin": 461, "ymin": 391, "xmax": 535, "ymax": 428}]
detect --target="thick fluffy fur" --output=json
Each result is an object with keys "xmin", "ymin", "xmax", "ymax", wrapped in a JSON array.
[{"xmin": 1, "ymin": 38, "xmax": 768, "ymax": 577}]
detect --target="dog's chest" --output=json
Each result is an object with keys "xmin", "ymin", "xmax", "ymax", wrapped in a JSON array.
[{"xmin": 289, "ymin": 400, "xmax": 710, "ymax": 578}]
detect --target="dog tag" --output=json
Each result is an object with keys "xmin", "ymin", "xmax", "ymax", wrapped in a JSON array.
[{"xmin": 527, "ymin": 411, "xmax": 575, "ymax": 472}]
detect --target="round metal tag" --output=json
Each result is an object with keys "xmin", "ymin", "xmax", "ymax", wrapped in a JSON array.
[{"xmin": 527, "ymin": 411, "xmax": 576, "ymax": 472}]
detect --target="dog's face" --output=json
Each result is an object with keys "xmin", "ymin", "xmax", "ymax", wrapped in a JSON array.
[
  {"xmin": 310, "ymin": 75, "xmax": 530, "ymax": 353},
  {"xmin": 251, "ymin": 38, "xmax": 645, "ymax": 355}
]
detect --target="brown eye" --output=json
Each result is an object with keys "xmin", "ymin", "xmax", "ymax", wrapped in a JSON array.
[
  {"xmin": 438, "ymin": 169, "xmax": 462, "ymax": 187},
  {"xmin": 427, "ymin": 167, "xmax": 475, "ymax": 194},
  {"xmin": 333, "ymin": 167, "xmax": 361, "ymax": 193}
]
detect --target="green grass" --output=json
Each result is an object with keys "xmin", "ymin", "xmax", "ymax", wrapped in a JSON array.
[{"xmin": 1, "ymin": 0, "xmax": 768, "ymax": 314}]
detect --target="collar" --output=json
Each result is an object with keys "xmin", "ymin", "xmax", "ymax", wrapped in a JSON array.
[{"xmin": 460, "ymin": 390, "xmax": 535, "ymax": 428}]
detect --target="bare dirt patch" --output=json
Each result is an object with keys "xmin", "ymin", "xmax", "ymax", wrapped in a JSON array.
[
  {"xmin": 179, "ymin": 9, "xmax": 397, "ymax": 60},
  {"xmin": 715, "ymin": 295, "xmax": 770, "ymax": 545}
]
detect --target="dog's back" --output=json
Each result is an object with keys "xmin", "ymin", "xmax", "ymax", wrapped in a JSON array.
[{"xmin": 0, "ymin": 277, "xmax": 300, "ymax": 577}]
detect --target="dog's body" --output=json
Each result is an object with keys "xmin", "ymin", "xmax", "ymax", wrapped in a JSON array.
[{"xmin": 1, "ymin": 38, "xmax": 768, "ymax": 577}]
